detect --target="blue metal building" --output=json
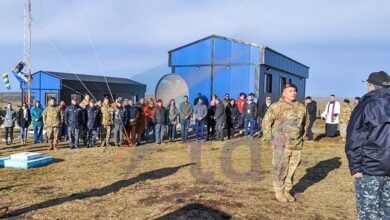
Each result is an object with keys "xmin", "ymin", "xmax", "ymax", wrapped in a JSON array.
[
  {"xmin": 156, "ymin": 35, "xmax": 309, "ymax": 104},
  {"xmin": 25, "ymin": 71, "xmax": 146, "ymax": 107}
]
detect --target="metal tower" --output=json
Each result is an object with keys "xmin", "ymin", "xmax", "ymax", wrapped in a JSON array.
[{"xmin": 23, "ymin": 0, "xmax": 32, "ymax": 78}]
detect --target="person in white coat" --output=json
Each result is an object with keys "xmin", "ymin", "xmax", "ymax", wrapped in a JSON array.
[{"xmin": 321, "ymin": 94, "xmax": 341, "ymax": 137}]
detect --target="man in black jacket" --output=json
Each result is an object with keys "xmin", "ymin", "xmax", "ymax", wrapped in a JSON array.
[
  {"xmin": 113, "ymin": 97, "xmax": 128, "ymax": 147},
  {"xmin": 243, "ymin": 93, "xmax": 257, "ymax": 138},
  {"xmin": 86, "ymin": 100, "xmax": 101, "ymax": 147},
  {"xmin": 127, "ymin": 99, "xmax": 140, "ymax": 145},
  {"xmin": 64, "ymin": 97, "xmax": 84, "ymax": 149},
  {"xmin": 304, "ymin": 96, "xmax": 317, "ymax": 141},
  {"xmin": 153, "ymin": 99, "xmax": 168, "ymax": 144},
  {"xmin": 345, "ymin": 71, "xmax": 390, "ymax": 220},
  {"xmin": 214, "ymin": 97, "xmax": 226, "ymax": 141}
]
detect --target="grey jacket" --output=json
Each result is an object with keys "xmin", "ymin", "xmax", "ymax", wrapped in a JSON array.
[
  {"xmin": 194, "ymin": 104, "xmax": 208, "ymax": 121},
  {"xmin": 214, "ymin": 102, "xmax": 226, "ymax": 123},
  {"xmin": 3, "ymin": 109, "xmax": 17, "ymax": 128},
  {"xmin": 168, "ymin": 106, "xmax": 178, "ymax": 124}
]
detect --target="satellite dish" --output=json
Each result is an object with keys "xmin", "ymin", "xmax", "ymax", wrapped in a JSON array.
[{"xmin": 155, "ymin": 74, "xmax": 189, "ymax": 105}]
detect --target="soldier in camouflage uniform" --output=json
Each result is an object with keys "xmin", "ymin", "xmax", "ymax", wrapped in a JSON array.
[
  {"xmin": 42, "ymin": 98, "xmax": 62, "ymax": 150},
  {"xmin": 101, "ymin": 97, "xmax": 113, "ymax": 147},
  {"xmin": 262, "ymin": 83, "xmax": 309, "ymax": 203},
  {"xmin": 79, "ymin": 94, "xmax": 90, "ymax": 146},
  {"xmin": 339, "ymin": 99, "xmax": 352, "ymax": 141}
]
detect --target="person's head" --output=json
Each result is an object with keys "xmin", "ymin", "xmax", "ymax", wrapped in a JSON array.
[
  {"xmin": 211, "ymin": 94, "xmax": 218, "ymax": 102},
  {"xmin": 354, "ymin": 97, "xmax": 360, "ymax": 104},
  {"xmin": 197, "ymin": 92, "xmax": 202, "ymax": 97},
  {"xmin": 139, "ymin": 98, "xmax": 145, "ymax": 105},
  {"xmin": 157, "ymin": 99, "xmax": 163, "ymax": 107},
  {"xmin": 169, "ymin": 99, "xmax": 175, "ymax": 106},
  {"xmin": 123, "ymin": 99, "xmax": 129, "ymax": 106},
  {"xmin": 116, "ymin": 97, "xmax": 123, "ymax": 107},
  {"xmin": 6, "ymin": 103, "xmax": 12, "ymax": 109},
  {"xmin": 215, "ymin": 98, "xmax": 220, "ymax": 104},
  {"xmin": 239, "ymin": 92, "xmax": 246, "ymax": 99},
  {"xmin": 282, "ymin": 83, "xmax": 298, "ymax": 101},
  {"xmin": 103, "ymin": 97, "xmax": 110, "ymax": 105},
  {"xmin": 48, "ymin": 98, "xmax": 56, "ymax": 106},
  {"xmin": 89, "ymin": 99, "xmax": 95, "ymax": 107},
  {"xmin": 304, "ymin": 96, "xmax": 312, "ymax": 104},
  {"xmin": 71, "ymin": 97, "xmax": 78, "ymax": 105},
  {"xmin": 183, "ymin": 95, "xmax": 188, "ymax": 102},
  {"xmin": 343, "ymin": 99, "xmax": 350, "ymax": 106},
  {"xmin": 84, "ymin": 94, "xmax": 90, "ymax": 101},
  {"xmin": 365, "ymin": 71, "xmax": 390, "ymax": 92},
  {"xmin": 224, "ymin": 93, "xmax": 230, "ymax": 100},
  {"xmin": 230, "ymin": 99, "xmax": 236, "ymax": 106},
  {"xmin": 266, "ymin": 96, "xmax": 272, "ymax": 102},
  {"xmin": 129, "ymin": 99, "xmax": 134, "ymax": 106},
  {"xmin": 330, "ymin": 94, "xmax": 336, "ymax": 102},
  {"xmin": 60, "ymin": 100, "xmax": 65, "ymax": 106},
  {"xmin": 197, "ymin": 97, "xmax": 204, "ymax": 105},
  {"xmin": 35, "ymin": 101, "xmax": 41, "ymax": 108},
  {"xmin": 247, "ymin": 93, "xmax": 255, "ymax": 101}
]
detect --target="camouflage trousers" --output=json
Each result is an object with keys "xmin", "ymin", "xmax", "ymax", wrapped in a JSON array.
[
  {"xmin": 46, "ymin": 126, "xmax": 59, "ymax": 144},
  {"xmin": 355, "ymin": 175, "xmax": 390, "ymax": 220},
  {"xmin": 339, "ymin": 122, "xmax": 348, "ymax": 138},
  {"xmin": 272, "ymin": 145, "xmax": 301, "ymax": 192},
  {"xmin": 101, "ymin": 125, "xmax": 112, "ymax": 145}
]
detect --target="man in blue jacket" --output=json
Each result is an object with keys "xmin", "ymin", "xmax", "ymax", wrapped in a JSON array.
[
  {"xmin": 86, "ymin": 99, "xmax": 101, "ymax": 148},
  {"xmin": 64, "ymin": 97, "xmax": 84, "ymax": 149},
  {"xmin": 345, "ymin": 71, "xmax": 390, "ymax": 220}
]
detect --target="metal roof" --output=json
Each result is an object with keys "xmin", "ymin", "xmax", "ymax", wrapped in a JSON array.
[
  {"xmin": 168, "ymin": 35, "xmax": 309, "ymax": 68},
  {"xmin": 36, "ymin": 71, "xmax": 145, "ymax": 86}
]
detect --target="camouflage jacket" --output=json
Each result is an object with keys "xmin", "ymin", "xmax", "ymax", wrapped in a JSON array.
[
  {"xmin": 101, "ymin": 104, "xmax": 113, "ymax": 126},
  {"xmin": 262, "ymin": 97, "xmax": 310, "ymax": 150},
  {"xmin": 42, "ymin": 105, "xmax": 61, "ymax": 127},
  {"xmin": 340, "ymin": 104, "xmax": 352, "ymax": 123}
]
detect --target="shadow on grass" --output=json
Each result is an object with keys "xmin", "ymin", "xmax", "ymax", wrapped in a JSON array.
[
  {"xmin": 5, "ymin": 163, "xmax": 194, "ymax": 218},
  {"xmin": 156, "ymin": 203, "xmax": 231, "ymax": 220},
  {"xmin": 292, "ymin": 157, "xmax": 342, "ymax": 195}
]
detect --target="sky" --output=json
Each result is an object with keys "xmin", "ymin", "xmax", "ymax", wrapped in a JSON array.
[{"xmin": 1, "ymin": 0, "xmax": 390, "ymax": 97}]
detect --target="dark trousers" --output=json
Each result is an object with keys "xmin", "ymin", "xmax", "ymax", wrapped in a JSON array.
[
  {"xmin": 227, "ymin": 123, "xmax": 235, "ymax": 139},
  {"xmin": 325, "ymin": 123, "xmax": 338, "ymax": 137},
  {"xmin": 144, "ymin": 122, "xmax": 155, "ymax": 143},
  {"xmin": 4, "ymin": 127, "xmax": 14, "ymax": 144},
  {"xmin": 86, "ymin": 129, "xmax": 97, "ymax": 147},
  {"xmin": 237, "ymin": 113, "xmax": 244, "ymax": 128},
  {"xmin": 307, "ymin": 120, "xmax": 315, "ymax": 140},
  {"xmin": 113, "ymin": 125, "xmax": 125, "ymax": 146},
  {"xmin": 215, "ymin": 120, "xmax": 224, "ymax": 141},
  {"xmin": 33, "ymin": 126, "xmax": 44, "ymax": 143},
  {"xmin": 207, "ymin": 121, "xmax": 215, "ymax": 140},
  {"xmin": 180, "ymin": 119, "xmax": 190, "ymax": 142},
  {"xmin": 68, "ymin": 127, "xmax": 80, "ymax": 148},
  {"xmin": 195, "ymin": 119, "xmax": 205, "ymax": 140},
  {"xmin": 244, "ymin": 118, "xmax": 255, "ymax": 137}
]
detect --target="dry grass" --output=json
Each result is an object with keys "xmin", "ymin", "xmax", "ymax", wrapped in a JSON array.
[{"xmin": 0, "ymin": 122, "xmax": 357, "ymax": 219}]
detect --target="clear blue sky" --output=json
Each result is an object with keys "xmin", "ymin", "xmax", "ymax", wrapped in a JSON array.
[{"xmin": 1, "ymin": 0, "xmax": 390, "ymax": 97}]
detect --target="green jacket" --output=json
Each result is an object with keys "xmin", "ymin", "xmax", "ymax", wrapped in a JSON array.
[
  {"xmin": 179, "ymin": 101, "xmax": 193, "ymax": 121},
  {"xmin": 31, "ymin": 106, "xmax": 44, "ymax": 127}
]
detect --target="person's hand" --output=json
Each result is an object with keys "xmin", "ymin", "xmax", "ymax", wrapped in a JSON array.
[{"xmin": 353, "ymin": 172, "xmax": 363, "ymax": 179}]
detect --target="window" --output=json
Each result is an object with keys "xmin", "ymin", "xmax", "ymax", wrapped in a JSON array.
[
  {"xmin": 264, "ymin": 73, "xmax": 272, "ymax": 93},
  {"xmin": 280, "ymin": 77, "xmax": 287, "ymax": 93}
]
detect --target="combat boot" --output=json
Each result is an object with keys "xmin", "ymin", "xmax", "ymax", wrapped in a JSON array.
[
  {"xmin": 284, "ymin": 191, "xmax": 296, "ymax": 202},
  {"xmin": 275, "ymin": 191, "xmax": 288, "ymax": 203}
]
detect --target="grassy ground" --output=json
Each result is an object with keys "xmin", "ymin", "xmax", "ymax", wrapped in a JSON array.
[{"xmin": 0, "ymin": 122, "xmax": 357, "ymax": 219}]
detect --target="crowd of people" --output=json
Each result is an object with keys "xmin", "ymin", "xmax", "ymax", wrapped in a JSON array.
[
  {"xmin": 0, "ymin": 91, "xmax": 281, "ymax": 149},
  {"xmin": 1, "ymin": 89, "xmax": 363, "ymax": 150}
]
